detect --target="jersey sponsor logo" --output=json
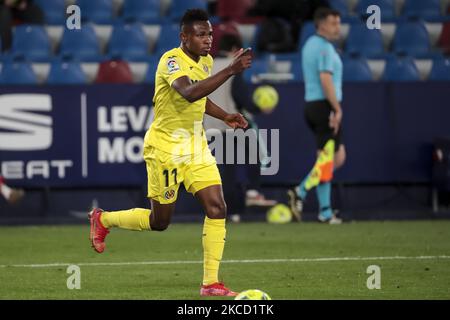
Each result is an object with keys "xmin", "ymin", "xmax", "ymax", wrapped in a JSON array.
[
  {"xmin": 0, "ymin": 94, "xmax": 53, "ymax": 151},
  {"xmin": 165, "ymin": 189, "xmax": 175, "ymax": 200},
  {"xmin": 167, "ymin": 57, "xmax": 180, "ymax": 74}
]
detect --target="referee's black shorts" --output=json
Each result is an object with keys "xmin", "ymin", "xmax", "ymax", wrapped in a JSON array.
[{"xmin": 304, "ymin": 99, "xmax": 343, "ymax": 152}]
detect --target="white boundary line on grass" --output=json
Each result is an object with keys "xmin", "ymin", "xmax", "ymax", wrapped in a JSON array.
[{"xmin": 1, "ymin": 255, "xmax": 450, "ymax": 268}]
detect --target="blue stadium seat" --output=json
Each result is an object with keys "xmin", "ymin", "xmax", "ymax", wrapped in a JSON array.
[
  {"xmin": 59, "ymin": 24, "xmax": 101, "ymax": 61},
  {"xmin": 144, "ymin": 57, "xmax": 160, "ymax": 83},
  {"xmin": 168, "ymin": 0, "xmax": 208, "ymax": 21},
  {"xmin": 328, "ymin": 0, "xmax": 350, "ymax": 18},
  {"xmin": 382, "ymin": 56, "xmax": 420, "ymax": 81},
  {"xmin": 403, "ymin": 0, "xmax": 441, "ymax": 20},
  {"xmin": 108, "ymin": 23, "xmax": 149, "ymax": 61},
  {"xmin": 291, "ymin": 60, "xmax": 303, "ymax": 82},
  {"xmin": 47, "ymin": 61, "xmax": 87, "ymax": 84},
  {"xmin": 0, "ymin": 61, "xmax": 38, "ymax": 84},
  {"xmin": 356, "ymin": 0, "xmax": 396, "ymax": 21},
  {"xmin": 298, "ymin": 22, "xmax": 316, "ymax": 50},
  {"xmin": 122, "ymin": 0, "xmax": 161, "ymax": 23},
  {"xmin": 393, "ymin": 21, "xmax": 430, "ymax": 57},
  {"xmin": 428, "ymin": 57, "xmax": 450, "ymax": 80},
  {"xmin": 154, "ymin": 23, "xmax": 181, "ymax": 57},
  {"xmin": 34, "ymin": 0, "xmax": 66, "ymax": 25},
  {"xmin": 77, "ymin": 0, "xmax": 114, "ymax": 24},
  {"xmin": 346, "ymin": 22, "xmax": 384, "ymax": 58},
  {"xmin": 11, "ymin": 25, "xmax": 51, "ymax": 61},
  {"xmin": 343, "ymin": 56, "xmax": 373, "ymax": 81}
]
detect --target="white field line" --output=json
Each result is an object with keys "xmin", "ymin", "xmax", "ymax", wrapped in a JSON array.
[{"xmin": 0, "ymin": 255, "xmax": 449, "ymax": 269}]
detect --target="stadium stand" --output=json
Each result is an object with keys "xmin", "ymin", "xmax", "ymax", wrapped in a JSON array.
[
  {"xmin": 143, "ymin": 56, "xmax": 160, "ymax": 83},
  {"xmin": 0, "ymin": 0, "xmax": 449, "ymax": 84},
  {"xmin": 343, "ymin": 55, "xmax": 374, "ymax": 81},
  {"xmin": 76, "ymin": 0, "xmax": 114, "ymax": 24},
  {"xmin": 428, "ymin": 56, "xmax": 450, "ymax": 80},
  {"xmin": 0, "ymin": 61, "xmax": 38, "ymax": 84},
  {"xmin": 95, "ymin": 60, "xmax": 134, "ymax": 83},
  {"xmin": 108, "ymin": 23, "xmax": 150, "ymax": 61},
  {"xmin": 168, "ymin": 0, "xmax": 208, "ymax": 21},
  {"xmin": 392, "ymin": 20, "xmax": 432, "ymax": 57},
  {"xmin": 298, "ymin": 22, "xmax": 316, "ymax": 50},
  {"xmin": 211, "ymin": 21, "xmax": 241, "ymax": 57},
  {"xmin": 59, "ymin": 23, "xmax": 102, "ymax": 61},
  {"xmin": 122, "ymin": 0, "xmax": 162, "ymax": 23},
  {"xmin": 438, "ymin": 21, "xmax": 450, "ymax": 54},
  {"xmin": 329, "ymin": 0, "xmax": 351, "ymax": 18},
  {"xmin": 403, "ymin": 0, "xmax": 442, "ymax": 20},
  {"xmin": 34, "ymin": 0, "xmax": 67, "ymax": 25},
  {"xmin": 356, "ymin": 0, "xmax": 396, "ymax": 21},
  {"xmin": 345, "ymin": 21, "xmax": 385, "ymax": 58},
  {"xmin": 382, "ymin": 55, "xmax": 421, "ymax": 81},
  {"xmin": 11, "ymin": 25, "xmax": 51, "ymax": 62},
  {"xmin": 217, "ymin": 0, "xmax": 255, "ymax": 21},
  {"xmin": 47, "ymin": 60, "xmax": 87, "ymax": 84},
  {"xmin": 154, "ymin": 23, "xmax": 180, "ymax": 56}
]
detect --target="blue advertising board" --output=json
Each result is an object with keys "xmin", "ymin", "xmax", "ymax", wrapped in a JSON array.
[{"xmin": 1, "ymin": 83, "xmax": 450, "ymax": 187}]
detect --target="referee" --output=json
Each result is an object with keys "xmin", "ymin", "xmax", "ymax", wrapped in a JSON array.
[{"xmin": 288, "ymin": 7, "xmax": 346, "ymax": 224}]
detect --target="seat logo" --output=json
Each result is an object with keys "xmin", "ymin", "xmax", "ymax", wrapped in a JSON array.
[{"xmin": 0, "ymin": 94, "xmax": 53, "ymax": 151}]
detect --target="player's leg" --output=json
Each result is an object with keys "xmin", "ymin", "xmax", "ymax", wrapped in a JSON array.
[
  {"xmin": 315, "ymin": 120, "xmax": 345, "ymax": 224},
  {"xmin": 334, "ymin": 144, "xmax": 346, "ymax": 170},
  {"xmin": 315, "ymin": 144, "xmax": 345, "ymax": 224},
  {"xmin": 89, "ymin": 146, "xmax": 180, "ymax": 253},
  {"xmin": 185, "ymin": 146, "xmax": 236, "ymax": 296},
  {"xmin": 0, "ymin": 175, "xmax": 25, "ymax": 205},
  {"xmin": 196, "ymin": 184, "xmax": 226, "ymax": 286},
  {"xmin": 194, "ymin": 184, "xmax": 237, "ymax": 296},
  {"xmin": 149, "ymin": 199, "xmax": 175, "ymax": 231},
  {"xmin": 289, "ymin": 140, "xmax": 335, "ymax": 221},
  {"xmin": 289, "ymin": 101, "xmax": 336, "ymax": 221}
]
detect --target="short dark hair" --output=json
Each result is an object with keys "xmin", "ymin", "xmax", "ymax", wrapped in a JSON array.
[
  {"xmin": 180, "ymin": 9, "xmax": 209, "ymax": 29},
  {"xmin": 313, "ymin": 7, "xmax": 340, "ymax": 28}
]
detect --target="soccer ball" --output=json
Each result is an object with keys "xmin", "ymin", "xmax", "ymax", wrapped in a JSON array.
[
  {"xmin": 252, "ymin": 85, "xmax": 279, "ymax": 113},
  {"xmin": 235, "ymin": 289, "xmax": 272, "ymax": 300},
  {"xmin": 266, "ymin": 204, "xmax": 292, "ymax": 224}
]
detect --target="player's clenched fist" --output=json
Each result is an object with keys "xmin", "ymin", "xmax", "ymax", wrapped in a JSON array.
[{"xmin": 228, "ymin": 48, "xmax": 252, "ymax": 75}]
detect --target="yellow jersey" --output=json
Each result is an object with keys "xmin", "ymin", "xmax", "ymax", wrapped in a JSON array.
[{"xmin": 144, "ymin": 47, "xmax": 214, "ymax": 155}]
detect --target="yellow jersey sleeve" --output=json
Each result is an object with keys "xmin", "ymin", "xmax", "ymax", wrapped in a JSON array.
[{"xmin": 159, "ymin": 54, "xmax": 189, "ymax": 86}]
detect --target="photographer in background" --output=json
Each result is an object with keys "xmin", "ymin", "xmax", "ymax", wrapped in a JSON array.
[
  {"xmin": 204, "ymin": 34, "xmax": 277, "ymax": 216},
  {"xmin": 0, "ymin": 0, "xmax": 45, "ymax": 52}
]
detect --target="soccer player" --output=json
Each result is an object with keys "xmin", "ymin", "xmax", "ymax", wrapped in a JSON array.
[
  {"xmin": 88, "ymin": 9, "xmax": 252, "ymax": 297},
  {"xmin": 288, "ymin": 7, "xmax": 346, "ymax": 224}
]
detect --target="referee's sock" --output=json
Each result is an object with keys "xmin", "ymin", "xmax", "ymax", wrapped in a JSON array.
[{"xmin": 316, "ymin": 182, "xmax": 332, "ymax": 219}]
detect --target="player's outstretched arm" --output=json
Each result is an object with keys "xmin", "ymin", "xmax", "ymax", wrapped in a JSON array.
[
  {"xmin": 205, "ymin": 98, "xmax": 248, "ymax": 129},
  {"xmin": 171, "ymin": 48, "xmax": 252, "ymax": 103}
]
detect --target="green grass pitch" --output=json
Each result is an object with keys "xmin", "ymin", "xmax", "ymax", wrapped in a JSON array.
[{"xmin": 0, "ymin": 220, "xmax": 449, "ymax": 299}]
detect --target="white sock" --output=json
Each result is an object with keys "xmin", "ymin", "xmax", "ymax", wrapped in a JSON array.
[{"xmin": 1, "ymin": 183, "xmax": 12, "ymax": 200}]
